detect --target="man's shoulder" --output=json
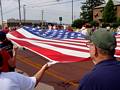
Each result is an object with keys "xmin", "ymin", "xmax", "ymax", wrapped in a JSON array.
[
  {"xmin": 1, "ymin": 72, "xmax": 29, "ymax": 81},
  {"xmin": 1, "ymin": 72, "xmax": 20, "ymax": 76},
  {"xmin": 80, "ymin": 72, "xmax": 94, "ymax": 84},
  {"xmin": 79, "ymin": 72, "xmax": 99, "ymax": 90},
  {"xmin": 81, "ymin": 60, "xmax": 120, "ymax": 84},
  {"xmin": 80, "ymin": 69, "xmax": 104, "ymax": 84}
]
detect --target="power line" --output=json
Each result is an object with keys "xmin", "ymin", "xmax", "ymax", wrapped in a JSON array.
[
  {"xmin": 3, "ymin": 7, "xmax": 18, "ymax": 14},
  {"xmin": 22, "ymin": 0, "xmax": 61, "ymax": 6},
  {"xmin": 45, "ymin": 10, "xmax": 79, "ymax": 15},
  {"xmin": 4, "ymin": 0, "xmax": 81, "ymax": 15},
  {"xmin": 26, "ymin": 0, "xmax": 81, "ymax": 24},
  {"xmin": 3, "ymin": 0, "xmax": 82, "ymax": 24},
  {"xmin": 27, "ymin": 0, "xmax": 81, "ymax": 8},
  {"xmin": 3, "ymin": 0, "xmax": 57, "ymax": 14}
]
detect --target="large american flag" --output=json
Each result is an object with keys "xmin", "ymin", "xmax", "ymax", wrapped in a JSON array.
[{"xmin": 7, "ymin": 26, "xmax": 120, "ymax": 63}]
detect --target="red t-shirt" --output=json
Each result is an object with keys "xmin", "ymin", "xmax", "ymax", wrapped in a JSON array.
[{"xmin": 0, "ymin": 49, "xmax": 11, "ymax": 72}]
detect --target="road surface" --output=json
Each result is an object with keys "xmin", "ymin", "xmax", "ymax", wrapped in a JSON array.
[{"xmin": 16, "ymin": 49, "xmax": 94, "ymax": 90}]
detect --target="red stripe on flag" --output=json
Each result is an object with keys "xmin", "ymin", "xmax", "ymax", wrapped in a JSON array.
[{"xmin": 10, "ymin": 38, "xmax": 90, "ymax": 62}]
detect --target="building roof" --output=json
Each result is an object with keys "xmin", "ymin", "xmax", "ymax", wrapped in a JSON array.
[{"xmin": 95, "ymin": 1, "xmax": 120, "ymax": 9}]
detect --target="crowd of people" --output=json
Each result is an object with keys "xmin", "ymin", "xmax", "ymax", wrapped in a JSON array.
[{"xmin": 0, "ymin": 25, "xmax": 120, "ymax": 90}]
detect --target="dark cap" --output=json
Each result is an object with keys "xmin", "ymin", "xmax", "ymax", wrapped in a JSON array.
[
  {"xmin": 90, "ymin": 29, "xmax": 116, "ymax": 51},
  {"xmin": 0, "ymin": 31, "xmax": 6, "ymax": 41}
]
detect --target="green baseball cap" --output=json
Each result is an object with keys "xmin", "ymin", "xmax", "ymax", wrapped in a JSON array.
[{"xmin": 90, "ymin": 29, "xmax": 116, "ymax": 51}]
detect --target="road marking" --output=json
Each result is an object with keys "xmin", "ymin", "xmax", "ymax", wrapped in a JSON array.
[{"xmin": 17, "ymin": 55, "xmax": 79, "ymax": 87}]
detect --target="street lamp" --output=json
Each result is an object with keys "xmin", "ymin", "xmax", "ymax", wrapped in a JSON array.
[
  {"xmin": 23, "ymin": 5, "xmax": 26, "ymax": 24},
  {"xmin": 18, "ymin": 0, "xmax": 21, "ymax": 25},
  {"xmin": 41, "ymin": 10, "xmax": 44, "ymax": 29},
  {"xmin": 72, "ymin": 0, "xmax": 73, "ymax": 24}
]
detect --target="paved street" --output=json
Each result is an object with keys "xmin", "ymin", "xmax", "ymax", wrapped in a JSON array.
[{"xmin": 16, "ymin": 49, "xmax": 94, "ymax": 90}]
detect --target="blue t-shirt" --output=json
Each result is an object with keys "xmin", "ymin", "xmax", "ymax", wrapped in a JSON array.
[{"xmin": 78, "ymin": 59, "xmax": 120, "ymax": 90}]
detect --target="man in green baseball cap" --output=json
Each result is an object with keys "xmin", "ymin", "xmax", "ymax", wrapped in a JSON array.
[
  {"xmin": 78, "ymin": 29, "xmax": 120, "ymax": 90},
  {"xmin": 89, "ymin": 29, "xmax": 116, "ymax": 63}
]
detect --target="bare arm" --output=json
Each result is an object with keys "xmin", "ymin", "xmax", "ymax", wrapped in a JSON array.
[
  {"xmin": 33, "ymin": 61, "xmax": 57, "ymax": 87},
  {"xmin": 8, "ymin": 45, "xmax": 18, "ymax": 68},
  {"xmin": 34, "ymin": 63, "xmax": 49, "ymax": 87},
  {"xmin": 12, "ymin": 45, "xmax": 18, "ymax": 65}
]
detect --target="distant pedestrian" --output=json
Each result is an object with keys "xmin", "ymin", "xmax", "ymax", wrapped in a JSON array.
[
  {"xmin": 91, "ymin": 26, "xmax": 96, "ymax": 32},
  {"xmin": 106, "ymin": 26, "xmax": 111, "ymax": 31},
  {"xmin": 78, "ymin": 29, "xmax": 120, "ymax": 90},
  {"xmin": 53, "ymin": 25, "xmax": 56, "ymax": 30},
  {"xmin": 80, "ymin": 26, "xmax": 88, "ymax": 36},
  {"xmin": 48, "ymin": 25, "xmax": 53, "ymax": 30},
  {"xmin": 117, "ymin": 26, "xmax": 120, "ymax": 34},
  {"xmin": 67, "ymin": 26, "xmax": 73, "ymax": 32}
]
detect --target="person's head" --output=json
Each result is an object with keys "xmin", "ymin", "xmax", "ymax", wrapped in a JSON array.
[
  {"xmin": 87, "ymin": 29, "xmax": 116, "ymax": 64},
  {"xmin": 0, "ymin": 31, "xmax": 6, "ymax": 42}
]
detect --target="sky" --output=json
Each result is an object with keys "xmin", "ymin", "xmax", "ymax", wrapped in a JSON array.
[{"xmin": 1, "ymin": 0, "xmax": 120, "ymax": 24}]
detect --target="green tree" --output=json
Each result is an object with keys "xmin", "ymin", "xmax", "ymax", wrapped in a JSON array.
[
  {"xmin": 81, "ymin": 0, "xmax": 105, "ymax": 22},
  {"xmin": 72, "ymin": 19, "xmax": 85, "ymax": 28},
  {"xmin": 90, "ymin": 20, "xmax": 99, "ymax": 27},
  {"xmin": 117, "ymin": 17, "xmax": 120, "ymax": 25},
  {"xmin": 102, "ymin": 0, "xmax": 116, "ymax": 23}
]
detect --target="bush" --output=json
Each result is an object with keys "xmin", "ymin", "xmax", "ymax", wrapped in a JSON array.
[
  {"xmin": 117, "ymin": 17, "xmax": 120, "ymax": 25},
  {"xmin": 102, "ymin": 23, "xmax": 110, "ymax": 28},
  {"xmin": 111, "ymin": 23, "xmax": 119, "ymax": 29},
  {"xmin": 90, "ymin": 21, "xmax": 99, "ymax": 27}
]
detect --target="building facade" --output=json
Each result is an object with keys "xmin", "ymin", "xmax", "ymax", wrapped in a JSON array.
[{"xmin": 93, "ymin": 1, "xmax": 120, "ymax": 23}]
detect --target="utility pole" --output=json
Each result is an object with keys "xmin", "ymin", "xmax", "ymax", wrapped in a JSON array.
[
  {"xmin": 23, "ymin": 5, "xmax": 26, "ymax": 24},
  {"xmin": 41, "ymin": 10, "xmax": 44, "ymax": 29},
  {"xmin": 0, "ymin": 0, "xmax": 3, "ymax": 29},
  {"xmin": 72, "ymin": 0, "xmax": 73, "ymax": 24},
  {"xmin": 18, "ymin": 0, "xmax": 21, "ymax": 25}
]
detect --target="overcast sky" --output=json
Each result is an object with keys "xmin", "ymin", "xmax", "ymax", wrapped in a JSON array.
[{"xmin": 1, "ymin": 0, "xmax": 119, "ymax": 24}]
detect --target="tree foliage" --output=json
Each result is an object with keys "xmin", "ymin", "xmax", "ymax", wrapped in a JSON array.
[
  {"xmin": 72, "ymin": 19, "xmax": 85, "ymax": 28},
  {"xmin": 102, "ymin": 0, "xmax": 116, "ymax": 23},
  {"xmin": 117, "ymin": 17, "xmax": 120, "ymax": 25},
  {"xmin": 80, "ymin": 0, "xmax": 105, "ymax": 22},
  {"xmin": 90, "ymin": 20, "xmax": 99, "ymax": 27}
]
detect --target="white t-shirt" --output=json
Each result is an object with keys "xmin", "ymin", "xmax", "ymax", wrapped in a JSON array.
[
  {"xmin": 117, "ymin": 27, "xmax": 120, "ymax": 34},
  {"xmin": 81, "ymin": 29, "xmax": 88, "ymax": 35},
  {"xmin": 0, "ymin": 72, "xmax": 36, "ymax": 90}
]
